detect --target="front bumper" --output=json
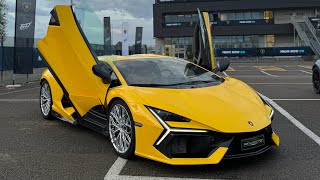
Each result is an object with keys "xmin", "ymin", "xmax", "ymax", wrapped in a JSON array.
[{"xmin": 152, "ymin": 126, "xmax": 280, "ymax": 165}]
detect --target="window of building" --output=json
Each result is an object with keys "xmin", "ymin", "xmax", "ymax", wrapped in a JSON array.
[
  {"xmin": 244, "ymin": 12, "xmax": 252, "ymax": 20},
  {"xmin": 220, "ymin": 11, "xmax": 268, "ymax": 21},
  {"xmin": 244, "ymin": 36, "xmax": 251, "ymax": 42},
  {"xmin": 266, "ymin": 35, "xmax": 275, "ymax": 47},
  {"xmin": 227, "ymin": 13, "xmax": 236, "ymax": 20},
  {"xmin": 172, "ymin": 38, "xmax": 179, "ymax": 45},
  {"xmin": 264, "ymin": 11, "xmax": 274, "ymax": 20},
  {"xmin": 251, "ymin": 12, "xmax": 264, "ymax": 19},
  {"xmin": 212, "ymin": 35, "xmax": 270, "ymax": 48},
  {"xmin": 163, "ymin": 10, "xmax": 273, "ymax": 27},
  {"xmin": 235, "ymin": 12, "xmax": 244, "ymax": 20}
]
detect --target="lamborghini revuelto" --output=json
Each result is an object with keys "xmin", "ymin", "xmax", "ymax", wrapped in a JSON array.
[{"xmin": 38, "ymin": 4, "xmax": 279, "ymax": 165}]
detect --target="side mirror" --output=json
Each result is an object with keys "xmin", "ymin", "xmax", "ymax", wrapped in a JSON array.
[
  {"xmin": 213, "ymin": 59, "xmax": 230, "ymax": 73},
  {"xmin": 92, "ymin": 63, "xmax": 112, "ymax": 84}
]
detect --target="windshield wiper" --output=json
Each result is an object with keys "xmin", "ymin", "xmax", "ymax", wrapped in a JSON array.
[
  {"xmin": 130, "ymin": 80, "xmax": 217, "ymax": 87},
  {"xmin": 181, "ymin": 80, "xmax": 217, "ymax": 85},
  {"xmin": 129, "ymin": 83, "xmax": 181, "ymax": 87}
]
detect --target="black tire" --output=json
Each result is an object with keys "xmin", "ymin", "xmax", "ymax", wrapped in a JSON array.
[
  {"xmin": 108, "ymin": 99, "xmax": 135, "ymax": 159},
  {"xmin": 313, "ymin": 68, "xmax": 320, "ymax": 94},
  {"xmin": 40, "ymin": 80, "xmax": 54, "ymax": 120}
]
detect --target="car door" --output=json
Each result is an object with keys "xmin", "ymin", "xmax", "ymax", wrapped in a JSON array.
[
  {"xmin": 38, "ymin": 5, "xmax": 110, "ymax": 117},
  {"xmin": 193, "ymin": 9, "xmax": 215, "ymax": 71}
]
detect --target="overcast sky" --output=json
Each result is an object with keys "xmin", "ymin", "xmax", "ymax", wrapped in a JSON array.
[{"xmin": 6, "ymin": 0, "xmax": 155, "ymax": 46}]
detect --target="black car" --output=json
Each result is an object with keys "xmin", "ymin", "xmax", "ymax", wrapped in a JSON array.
[{"xmin": 313, "ymin": 59, "xmax": 320, "ymax": 94}]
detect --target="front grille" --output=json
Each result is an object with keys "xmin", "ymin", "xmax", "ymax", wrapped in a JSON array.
[
  {"xmin": 155, "ymin": 126, "xmax": 273, "ymax": 159},
  {"xmin": 224, "ymin": 126, "xmax": 273, "ymax": 159},
  {"xmin": 155, "ymin": 132, "xmax": 232, "ymax": 158}
]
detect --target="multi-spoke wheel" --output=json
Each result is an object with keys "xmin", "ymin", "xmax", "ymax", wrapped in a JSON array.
[
  {"xmin": 40, "ymin": 80, "xmax": 53, "ymax": 120},
  {"xmin": 313, "ymin": 68, "xmax": 320, "ymax": 94},
  {"xmin": 108, "ymin": 100, "xmax": 135, "ymax": 158}
]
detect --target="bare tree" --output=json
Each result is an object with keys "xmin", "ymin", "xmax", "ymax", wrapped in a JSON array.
[
  {"xmin": 0, "ymin": 0, "xmax": 7, "ymax": 86},
  {"xmin": 0, "ymin": 0, "xmax": 7, "ymax": 42}
]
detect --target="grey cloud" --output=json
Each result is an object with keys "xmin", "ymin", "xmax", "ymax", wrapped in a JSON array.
[
  {"xmin": 4, "ymin": 0, "xmax": 155, "ymax": 45},
  {"xmin": 78, "ymin": 0, "xmax": 153, "ymax": 19}
]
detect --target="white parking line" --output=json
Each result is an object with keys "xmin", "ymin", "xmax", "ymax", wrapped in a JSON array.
[
  {"xmin": 234, "ymin": 76, "xmax": 310, "ymax": 78},
  {"xmin": 272, "ymin": 99, "xmax": 320, "ymax": 101},
  {"xmin": 223, "ymin": 71, "xmax": 229, "ymax": 77},
  {"xmin": 0, "ymin": 99, "xmax": 39, "ymax": 102},
  {"xmin": 261, "ymin": 94, "xmax": 320, "ymax": 146},
  {"xmin": 300, "ymin": 70, "xmax": 313, "ymax": 75},
  {"xmin": 105, "ymin": 157, "xmax": 217, "ymax": 180},
  {"xmin": 0, "ymin": 87, "xmax": 39, "ymax": 96},
  {"xmin": 260, "ymin": 71, "xmax": 278, "ymax": 77},
  {"xmin": 105, "ymin": 157, "xmax": 127, "ymax": 177},
  {"xmin": 107, "ymin": 175, "xmax": 214, "ymax": 180}
]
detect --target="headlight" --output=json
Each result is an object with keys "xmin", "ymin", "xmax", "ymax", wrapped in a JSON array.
[
  {"xmin": 269, "ymin": 108, "xmax": 274, "ymax": 121},
  {"xmin": 258, "ymin": 94, "xmax": 274, "ymax": 121},
  {"xmin": 147, "ymin": 106, "xmax": 191, "ymax": 122},
  {"xmin": 147, "ymin": 106, "xmax": 208, "ymax": 146}
]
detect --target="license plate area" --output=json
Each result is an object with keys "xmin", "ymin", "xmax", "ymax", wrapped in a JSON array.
[{"xmin": 241, "ymin": 135, "xmax": 265, "ymax": 151}]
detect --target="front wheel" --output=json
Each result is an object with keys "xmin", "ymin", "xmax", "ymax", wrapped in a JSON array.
[
  {"xmin": 313, "ymin": 68, "xmax": 320, "ymax": 94},
  {"xmin": 108, "ymin": 99, "xmax": 135, "ymax": 159},
  {"xmin": 40, "ymin": 80, "xmax": 53, "ymax": 120}
]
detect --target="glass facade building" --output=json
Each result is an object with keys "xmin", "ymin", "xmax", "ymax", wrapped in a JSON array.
[{"xmin": 154, "ymin": 0, "xmax": 320, "ymax": 59}]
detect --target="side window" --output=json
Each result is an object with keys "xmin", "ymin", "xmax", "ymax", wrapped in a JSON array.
[{"xmin": 49, "ymin": 9, "xmax": 60, "ymax": 26}]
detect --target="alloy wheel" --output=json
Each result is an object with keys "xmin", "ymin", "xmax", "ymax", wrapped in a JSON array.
[
  {"xmin": 40, "ymin": 83, "xmax": 52, "ymax": 117},
  {"xmin": 109, "ymin": 104, "xmax": 132, "ymax": 154}
]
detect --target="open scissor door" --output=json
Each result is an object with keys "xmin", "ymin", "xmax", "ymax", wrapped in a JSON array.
[
  {"xmin": 38, "ymin": 5, "xmax": 110, "ymax": 117},
  {"xmin": 193, "ymin": 9, "xmax": 215, "ymax": 71}
]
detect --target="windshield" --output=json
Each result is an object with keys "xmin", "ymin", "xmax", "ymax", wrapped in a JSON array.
[
  {"xmin": 114, "ymin": 58, "xmax": 223, "ymax": 87},
  {"xmin": 73, "ymin": 3, "xmax": 109, "ymax": 56}
]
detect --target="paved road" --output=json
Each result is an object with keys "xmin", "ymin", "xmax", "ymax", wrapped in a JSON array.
[{"xmin": 1, "ymin": 62, "xmax": 320, "ymax": 180}]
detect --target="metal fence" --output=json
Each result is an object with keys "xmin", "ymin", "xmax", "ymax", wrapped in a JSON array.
[{"xmin": 0, "ymin": 47, "xmax": 46, "ymax": 87}]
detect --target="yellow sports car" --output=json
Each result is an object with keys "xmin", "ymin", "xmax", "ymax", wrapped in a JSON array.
[{"xmin": 38, "ymin": 4, "xmax": 279, "ymax": 165}]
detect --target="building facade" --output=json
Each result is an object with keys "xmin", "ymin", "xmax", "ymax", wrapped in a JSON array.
[{"xmin": 153, "ymin": 0, "xmax": 320, "ymax": 59}]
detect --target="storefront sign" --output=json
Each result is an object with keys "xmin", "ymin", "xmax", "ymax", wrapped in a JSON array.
[{"xmin": 215, "ymin": 47, "xmax": 314, "ymax": 57}]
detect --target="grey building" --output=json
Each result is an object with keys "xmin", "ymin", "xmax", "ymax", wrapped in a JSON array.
[{"xmin": 153, "ymin": 0, "xmax": 320, "ymax": 59}]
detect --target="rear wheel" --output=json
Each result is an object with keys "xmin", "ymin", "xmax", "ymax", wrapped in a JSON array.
[
  {"xmin": 108, "ymin": 100, "xmax": 135, "ymax": 159},
  {"xmin": 40, "ymin": 80, "xmax": 53, "ymax": 120},
  {"xmin": 313, "ymin": 68, "xmax": 320, "ymax": 94}
]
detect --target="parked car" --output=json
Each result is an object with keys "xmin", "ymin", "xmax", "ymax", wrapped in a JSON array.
[{"xmin": 313, "ymin": 59, "xmax": 320, "ymax": 94}]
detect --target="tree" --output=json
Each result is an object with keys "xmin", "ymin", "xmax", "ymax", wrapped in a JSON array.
[
  {"xmin": 0, "ymin": 0, "xmax": 7, "ymax": 43},
  {"xmin": 0, "ymin": 0, "xmax": 6, "ymax": 85}
]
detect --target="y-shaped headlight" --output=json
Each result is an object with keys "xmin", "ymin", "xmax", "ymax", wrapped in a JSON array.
[
  {"xmin": 147, "ymin": 106, "xmax": 208, "ymax": 146},
  {"xmin": 259, "ymin": 95, "xmax": 274, "ymax": 121},
  {"xmin": 147, "ymin": 107, "xmax": 191, "ymax": 122}
]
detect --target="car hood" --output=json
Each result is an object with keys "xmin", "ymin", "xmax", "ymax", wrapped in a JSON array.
[{"xmin": 132, "ymin": 78, "xmax": 271, "ymax": 133}]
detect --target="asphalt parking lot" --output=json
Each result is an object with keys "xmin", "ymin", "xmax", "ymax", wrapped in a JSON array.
[{"xmin": 1, "ymin": 61, "xmax": 320, "ymax": 180}]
